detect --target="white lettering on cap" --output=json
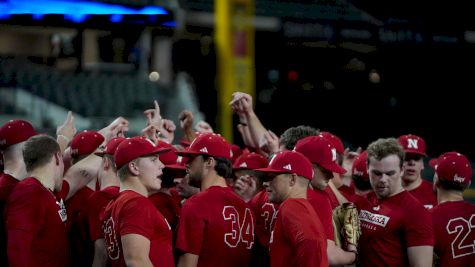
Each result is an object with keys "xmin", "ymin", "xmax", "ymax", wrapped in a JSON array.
[
  {"xmin": 407, "ymin": 138, "xmax": 419, "ymax": 149},
  {"xmin": 454, "ymin": 174, "xmax": 465, "ymax": 183},
  {"xmin": 331, "ymin": 148, "xmax": 337, "ymax": 161}
]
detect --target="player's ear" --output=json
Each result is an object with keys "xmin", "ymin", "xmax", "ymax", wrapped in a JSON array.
[
  {"xmin": 288, "ymin": 173, "xmax": 297, "ymax": 186},
  {"xmin": 128, "ymin": 159, "xmax": 140, "ymax": 176}
]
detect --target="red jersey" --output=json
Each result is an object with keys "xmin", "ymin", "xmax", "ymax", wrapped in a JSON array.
[
  {"xmin": 0, "ymin": 173, "xmax": 19, "ymax": 266},
  {"xmin": 101, "ymin": 190, "xmax": 174, "ymax": 267},
  {"xmin": 324, "ymin": 186, "xmax": 340, "ymax": 209},
  {"xmin": 431, "ymin": 200, "xmax": 475, "ymax": 267},
  {"xmin": 67, "ymin": 186, "xmax": 95, "ymax": 267},
  {"xmin": 176, "ymin": 186, "xmax": 254, "ymax": 267},
  {"xmin": 6, "ymin": 177, "xmax": 69, "ymax": 267},
  {"xmin": 269, "ymin": 198, "xmax": 328, "ymax": 267},
  {"xmin": 408, "ymin": 179, "xmax": 437, "ymax": 209},
  {"xmin": 149, "ymin": 191, "xmax": 182, "ymax": 231},
  {"xmin": 308, "ymin": 188, "xmax": 334, "ymax": 241},
  {"xmin": 88, "ymin": 186, "xmax": 119, "ymax": 241},
  {"xmin": 339, "ymin": 184, "xmax": 355, "ymax": 199},
  {"xmin": 249, "ymin": 190, "xmax": 279, "ymax": 248},
  {"xmin": 355, "ymin": 191, "xmax": 434, "ymax": 266}
]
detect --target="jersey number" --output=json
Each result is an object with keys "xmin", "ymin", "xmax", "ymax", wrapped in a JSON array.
[
  {"xmin": 103, "ymin": 217, "xmax": 120, "ymax": 260},
  {"xmin": 222, "ymin": 206, "xmax": 254, "ymax": 249},
  {"xmin": 446, "ymin": 214, "xmax": 475, "ymax": 259},
  {"xmin": 261, "ymin": 202, "xmax": 277, "ymax": 231}
]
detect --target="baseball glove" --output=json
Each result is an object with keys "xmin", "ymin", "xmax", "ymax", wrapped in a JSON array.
[{"xmin": 332, "ymin": 202, "xmax": 361, "ymax": 249}]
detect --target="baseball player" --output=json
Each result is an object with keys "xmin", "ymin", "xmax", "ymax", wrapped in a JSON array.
[
  {"xmin": 355, "ymin": 138, "xmax": 434, "ymax": 266},
  {"xmin": 5, "ymin": 135, "xmax": 69, "ymax": 266},
  {"xmin": 294, "ymin": 135, "xmax": 358, "ymax": 265},
  {"xmin": 430, "ymin": 152, "xmax": 475, "ymax": 266},
  {"xmin": 257, "ymin": 150, "xmax": 328, "ymax": 267},
  {"xmin": 232, "ymin": 152, "xmax": 269, "ymax": 202},
  {"xmin": 87, "ymin": 137, "xmax": 124, "ymax": 267},
  {"xmin": 175, "ymin": 133, "xmax": 255, "ymax": 267},
  {"xmin": 101, "ymin": 136, "xmax": 174, "ymax": 267},
  {"xmin": 398, "ymin": 134, "xmax": 437, "ymax": 209},
  {"xmin": 0, "ymin": 119, "xmax": 37, "ymax": 266}
]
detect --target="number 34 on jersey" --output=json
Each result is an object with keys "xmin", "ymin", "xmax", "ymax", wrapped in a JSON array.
[{"xmin": 222, "ymin": 206, "xmax": 255, "ymax": 249}]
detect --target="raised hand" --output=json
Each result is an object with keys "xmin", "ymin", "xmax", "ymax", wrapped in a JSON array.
[
  {"xmin": 195, "ymin": 120, "xmax": 214, "ymax": 133},
  {"xmin": 99, "ymin": 117, "xmax": 129, "ymax": 142},
  {"xmin": 57, "ymin": 111, "xmax": 77, "ymax": 142},
  {"xmin": 259, "ymin": 130, "xmax": 279, "ymax": 154}
]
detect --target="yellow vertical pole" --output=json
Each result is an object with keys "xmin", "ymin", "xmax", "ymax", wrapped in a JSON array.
[{"xmin": 215, "ymin": 0, "xmax": 255, "ymax": 143}]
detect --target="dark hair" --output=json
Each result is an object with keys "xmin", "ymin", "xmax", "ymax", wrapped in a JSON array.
[
  {"xmin": 162, "ymin": 168, "xmax": 186, "ymax": 188},
  {"xmin": 279, "ymin": 125, "xmax": 319, "ymax": 150},
  {"xmin": 23, "ymin": 135, "xmax": 60, "ymax": 173},
  {"xmin": 366, "ymin": 138, "xmax": 405, "ymax": 168},
  {"xmin": 437, "ymin": 179, "xmax": 468, "ymax": 191},
  {"xmin": 203, "ymin": 155, "xmax": 232, "ymax": 178},
  {"xmin": 352, "ymin": 176, "xmax": 372, "ymax": 191}
]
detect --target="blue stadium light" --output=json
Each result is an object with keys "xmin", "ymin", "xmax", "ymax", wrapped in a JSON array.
[
  {"xmin": 64, "ymin": 14, "xmax": 89, "ymax": 23},
  {"xmin": 109, "ymin": 14, "xmax": 123, "ymax": 23},
  {"xmin": 162, "ymin": 21, "xmax": 176, "ymax": 27},
  {"xmin": 2, "ymin": 0, "xmax": 169, "ymax": 15},
  {"xmin": 32, "ymin": 14, "xmax": 45, "ymax": 20}
]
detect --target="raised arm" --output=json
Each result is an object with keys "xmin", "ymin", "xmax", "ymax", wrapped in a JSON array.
[{"xmin": 121, "ymin": 234, "xmax": 153, "ymax": 267}]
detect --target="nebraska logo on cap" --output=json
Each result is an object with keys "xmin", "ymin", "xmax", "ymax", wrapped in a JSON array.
[{"xmin": 406, "ymin": 138, "xmax": 419, "ymax": 149}]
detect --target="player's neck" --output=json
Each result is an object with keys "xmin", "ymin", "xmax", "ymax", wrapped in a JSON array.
[
  {"xmin": 437, "ymin": 189, "xmax": 464, "ymax": 204},
  {"xmin": 120, "ymin": 177, "xmax": 148, "ymax": 197},
  {"xmin": 3, "ymin": 159, "xmax": 27, "ymax": 181},
  {"xmin": 201, "ymin": 173, "xmax": 227, "ymax": 191},
  {"xmin": 100, "ymin": 172, "xmax": 119, "ymax": 190},
  {"xmin": 30, "ymin": 168, "xmax": 55, "ymax": 191},
  {"xmin": 288, "ymin": 186, "xmax": 307, "ymax": 199},
  {"xmin": 402, "ymin": 176, "xmax": 422, "ymax": 191}
]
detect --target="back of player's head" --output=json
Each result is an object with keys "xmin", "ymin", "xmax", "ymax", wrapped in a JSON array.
[
  {"xmin": 23, "ymin": 135, "xmax": 60, "ymax": 173},
  {"xmin": 436, "ymin": 153, "xmax": 472, "ymax": 191},
  {"xmin": 366, "ymin": 138, "xmax": 405, "ymax": 168},
  {"xmin": 279, "ymin": 125, "xmax": 319, "ymax": 151}
]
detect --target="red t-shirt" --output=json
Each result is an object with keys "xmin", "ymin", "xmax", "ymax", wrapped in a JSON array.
[
  {"xmin": 101, "ymin": 190, "xmax": 174, "ymax": 267},
  {"xmin": 431, "ymin": 200, "xmax": 475, "ymax": 267},
  {"xmin": 6, "ymin": 177, "xmax": 69, "ymax": 267},
  {"xmin": 308, "ymin": 188, "xmax": 334, "ymax": 241},
  {"xmin": 355, "ymin": 191, "xmax": 434, "ymax": 266},
  {"xmin": 67, "ymin": 186, "xmax": 95, "ymax": 267},
  {"xmin": 88, "ymin": 186, "xmax": 119, "ymax": 241},
  {"xmin": 249, "ymin": 190, "xmax": 279, "ymax": 248},
  {"xmin": 0, "ymin": 173, "xmax": 19, "ymax": 266},
  {"xmin": 408, "ymin": 179, "xmax": 438, "ymax": 209},
  {"xmin": 324, "ymin": 186, "xmax": 340, "ymax": 209},
  {"xmin": 176, "ymin": 186, "xmax": 254, "ymax": 267},
  {"xmin": 149, "ymin": 191, "xmax": 182, "ymax": 231},
  {"xmin": 269, "ymin": 198, "xmax": 328, "ymax": 267},
  {"xmin": 339, "ymin": 184, "xmax": 356, "ymax": 199}
]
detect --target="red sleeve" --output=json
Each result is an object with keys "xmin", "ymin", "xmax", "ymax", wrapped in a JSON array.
[
  {"xmin": 175, "ymin": 198, "xmax": 206, "ymax": 255},
  {"xmin": 307, "ymin": 191, "xmax": 334, "ymax": 241},
  {"xmin": 405, "ymin": 205, "xmax": 434, "ymax": 247},
  {"xmin": 281, "ymin": 202, "xmax": 325, "ymax": 267},
  {"xmin": 119, "ymin": 197, "xmax": 156, "ymax": 240},
  {"xmin": 6, "ymin": 186, "xmax": 44, "ymax": 267}
]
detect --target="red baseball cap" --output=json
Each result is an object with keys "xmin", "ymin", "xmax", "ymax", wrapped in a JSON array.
[
  {"xmin": 294, "ymin": 135, "xmax": 347, "ymax": 174},
  {"xmin": 320, "ymin": 131, "xmax": 345, "ymax": 154},
  {"xmin": 429, "ymin": 151, "xmax": 459, "ymax": 169},
  {"xmin": 435, "ymin": 153, "xmax": 472, "ymax": 185},
  {"xmin": 257, "ymin": 150, "xmax": 314, "ymax": 180},
  {"xmin": 155, "ymin": 141, "xmax": 186, "ymax": 170},
  {"xmin": 397, "ymin": 134, "xmax": 427, "ymax": 157},
  {"xmin": 94, "ymin": 137, "xmax": 126, "ymax": 157},
  {"xmin": 233, "ymin": 152, "xmax": 269, "ymax": 171},
  {"xmin": 176, "ymin": 133, "xmax": 232, "ymax": 160},
  {"xmin": 0, "ymin": 120, "xmax": 36, "ymax": 150},
  {"xmin": 114, "ymin": 137, "xmax": 171, "ymax": 169},
  {"xmin": 71, "ymin": 130, "xmax": 105, "ymax": 157},
  {"xmin": 352, "ymin": 151, "xmax": 369, "ymax": 180}
]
